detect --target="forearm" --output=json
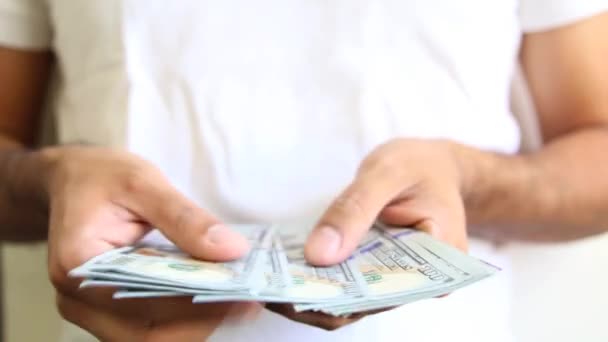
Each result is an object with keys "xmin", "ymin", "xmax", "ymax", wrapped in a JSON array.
[
  {"xmin": 459, "ymin": 126, "xmax": 608, "ymax": 242},
  {"xmin": 0, "ymin": 140, "xmax": 53, "ymax": 241}
]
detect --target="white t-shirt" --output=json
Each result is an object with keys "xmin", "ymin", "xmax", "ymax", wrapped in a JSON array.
[{"xmin": 1, "ymin": 1, "xmax": 607, "ymax": 341}]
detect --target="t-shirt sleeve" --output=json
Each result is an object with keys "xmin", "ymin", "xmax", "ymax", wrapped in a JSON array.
[
  {"xmin": 0, "ymin": 0, "xmax": 52, "ymax": 50},
  {"xmin": 520, "ymin": 0, "xmax": 608, "ymax": 32}
]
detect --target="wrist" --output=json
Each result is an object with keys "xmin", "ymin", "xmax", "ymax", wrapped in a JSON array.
[
  {"xmin": 36, "ymin": 145, "xmax": 66, "ymax": 204},
  {"xmin": 446, "ymin": 141, "xmax": 483, "ymax": 205},
  {"xmin": 0, "ymin": 146, "xmax": 59, "ymax": 238},
  {"xmin": 449, "ymin": 142, "xmax": 529, "ymax": 226},
  {"xmin": 8, "ymin": 146, "xmax": 63, "ymax": 213}
]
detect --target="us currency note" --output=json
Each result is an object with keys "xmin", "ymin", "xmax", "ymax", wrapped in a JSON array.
[
  {"xmin": 113, "ymin": 290, "xmax": 190, "ymax": 299},
  {"xmin": 71, "ymin": 223, "xmax": 499, "ymax": 316},
  {"xmin": 194, "ymin": 226, "xmax": 367, "ymax": 304},
  {"xmin": 79, "ymin": 279, "xmax": 220, "ymax": 295},
  {"xmin": 70, "ymin": 224, "xmax": 273, "ymax": 290},
  {"xmin": 302, "ymin": 226, "xmax": 499, "ymax": 316}
]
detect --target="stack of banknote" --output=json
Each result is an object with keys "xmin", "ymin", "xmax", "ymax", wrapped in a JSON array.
[{"xmin": 69, "ymin": 223, "xmax": 499, "ymax": 316}]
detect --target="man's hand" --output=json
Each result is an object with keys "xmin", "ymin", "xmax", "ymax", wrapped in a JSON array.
[
  {"xmin": 279, "ymin": 139, "xmax": 468, "ymax": 330},
  {"xmin": 305, "ymin": 139, "xmax": 468, "ymax": 267},
  {"xmin": 42, "ymin": 145, "xmax": 251, "ymax": 340}
]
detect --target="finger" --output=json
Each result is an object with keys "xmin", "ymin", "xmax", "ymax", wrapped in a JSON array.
[
  {"xmin": 68, "ymin": 286, "xmax": 235, "ymax": 323},
  {"xmin": 305, "ymin": 168, "xmax": 406, "ymax": 266},
  {"xmin": 119, "ymin": 175, "xmax": 249, "ymax": 261},
  {"xmin": 223, "ymin": 302, "xmax": 265, "ymax": 323},
  {"xmin": 265, "ymin": 304, "xmax": 362, "ymax": 331},
  {"xmin": 58, "ymin": 293, "xmax": 227, "ymax": 342},
  {"xmin": 57, "ymin": 293, "xmax": 141, "ymax": 341}
]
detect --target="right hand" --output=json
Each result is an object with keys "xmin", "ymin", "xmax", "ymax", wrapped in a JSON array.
[{"xmin": 43, "ymin": 145, "xmax": 253, "ymax": 340}]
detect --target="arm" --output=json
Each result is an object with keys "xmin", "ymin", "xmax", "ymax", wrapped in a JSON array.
[
  {"xmin": 0, "ymin": 47, "xmax": 54, "ymax": 241},
  {"xmin": 463, "ymin": 11, "xmax": 608, "ymax": 242}
]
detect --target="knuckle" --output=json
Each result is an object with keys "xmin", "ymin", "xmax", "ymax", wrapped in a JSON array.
[
  {"xmin": 377, "ymin": 155, "xmax": 400, "ymax": 174},
  {"xmin": 368, "ymin": 156, "xmax": 403, "ymax": 182},
  {"xmin": 359, "ymin": 156, "xmax": 404, "ymax": 189},
  {"xmin": 330, "ymin": 190, "xmax": 368, "ymax": 219},
  {"xmin": 170, "ymin": 205, "xmax": 199, "ymax": 237},
  {"xmin": 122, "ymin": 167, "xmax": 155, "ymax": 194}
]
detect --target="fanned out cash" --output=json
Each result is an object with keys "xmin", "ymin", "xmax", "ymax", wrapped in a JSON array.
[{"xmin": 69, "ymin": 223, "xmax": 499, "ymax": 317}]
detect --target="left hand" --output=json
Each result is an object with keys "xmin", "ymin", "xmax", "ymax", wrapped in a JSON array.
[
  {"xmin": 277, "ymin": 139, "xmax": 470, "ymax": 330},
  {"xmin": 305, "ymin": 138, "xmax": 469, "ymax": 265}
]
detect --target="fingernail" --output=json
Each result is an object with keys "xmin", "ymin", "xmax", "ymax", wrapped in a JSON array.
[
  {"xmin": 310, "ymin": 226, "xmax": 342, "ymax": 259},
  {"xmin": 205, "ymin": 224, "xmax": 235, "ymax": 245}
]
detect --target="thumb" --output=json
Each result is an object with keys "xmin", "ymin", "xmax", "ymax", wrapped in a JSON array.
[
  {"xmin": 120, "ymin": 176, "xmax": 249, "ymax": 261},
  {"xmin": 305, "ymin": 170, "xmax": 403, "ymax": 266}
]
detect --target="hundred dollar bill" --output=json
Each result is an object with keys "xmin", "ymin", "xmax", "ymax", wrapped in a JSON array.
[
  {"xmin": 71, "ymin": 223, "xmax": 500, "ymax": 317},
  {"xmin": 194, "ymin": 226, "xmax": 367, "ymax": 304},
  {"xmin": 113, "ymin": 290, "xmax": 190, "ymax": 299},
  {"xmin": 293, "ymin": 227, "xmax": 466, "ymax": 312},
  {"xmin": 271, "ymin": 227, "xmax": 366, "ymax": 300},
  {"xmin": 70, "ymin": 224, "xmax": 273, "ymax": 290},
  {"xmin": 321, "ymin": 267, "xmax": 495, "ymax": 317},
  {"xmin": 306, "ymin": 226, "xmax": 499, "ymax": 316},
  {"xmin": 69, "ymin": 270, "xmax": 224, "ymax": 289},
  {"xmin": 79, "ymin": 279, "xmax": 221, "ymax": 295}
]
